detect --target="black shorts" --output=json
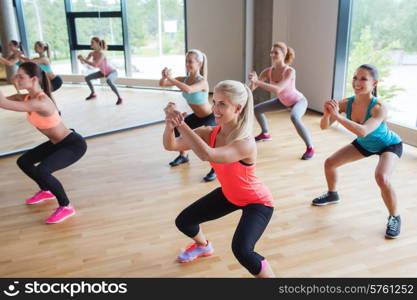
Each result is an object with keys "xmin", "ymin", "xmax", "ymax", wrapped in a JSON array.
[
  {"xmin": 352, "ymin": 139, "xmax": 403, "ymax": 158},
  {"xmin": 174, "ymin": 112, "xmax": 216, "ymax": 137}
]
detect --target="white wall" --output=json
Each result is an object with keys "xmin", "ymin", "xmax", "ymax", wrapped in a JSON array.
[
  {"xmin": 273, "ymin": 0, "xmax": 339, "ymax": 112},
  {"xmin": 186, "ymin": 0, "xmax": 245, "ymax": 90}
]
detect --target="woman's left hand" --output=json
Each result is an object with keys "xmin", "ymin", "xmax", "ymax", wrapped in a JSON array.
[{"xmin": 327, "ymin": 100, "xmax": 340, "ymax": 118}]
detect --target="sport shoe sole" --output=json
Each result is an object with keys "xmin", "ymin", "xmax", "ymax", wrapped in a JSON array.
[
  {"xmin": 45, "ymin": 211, "xmax": 76, "ymax": 224},
  {"xmin": 177, "ymin": 249, "xmax": 214, "ymax": 263},
  {"xmin": 26, "ymin": 196, "xmax": 56, "ymax": 205},
  {"xmin": 385, "ymin": 233, "xmax": 400, "ymax": 239},
  {"xmin": 312, "ymin": 199, "xmax": 340, "ymax": 206}
]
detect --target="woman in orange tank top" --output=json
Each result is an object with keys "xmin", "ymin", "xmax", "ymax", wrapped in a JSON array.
[
  {"xmin": 0, "ymin": 62, "xmax": 87, "ymax": 224},
  {"xmin": 163, "ymin": 80, "xmax": 275, "ymax": 277}
]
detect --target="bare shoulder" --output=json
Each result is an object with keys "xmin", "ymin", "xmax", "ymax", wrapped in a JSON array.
[
  {"xmin": 338, "ymin": 98, "xmax": 350, "ymax": 112},
  {"xmin": 370, "ymin": 101, "xmax": 387, "ymax": 116}
]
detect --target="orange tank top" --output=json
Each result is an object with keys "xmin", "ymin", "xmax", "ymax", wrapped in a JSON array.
[
  {"xmin": 209, "ymin": 126, "xmax": 274, "ymax": 207},
  {"xmin": 24, "ymin": 93, "xmax": 61, "ymax": 129}
]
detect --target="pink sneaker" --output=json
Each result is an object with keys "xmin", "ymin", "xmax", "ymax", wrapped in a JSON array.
[
  {"xmin": 302, "ymin": 147, "xmax": 315, "ymax": 160},
  {"xmin": 44, "ymin": 205, "xmax": 75, "ymax": 224},
  {"xmin": 255, "ymin": 133, "xmax": 272, "ymax": 142},
  {"xmin": 26, "ymin": 190, "xmax": 56, "ymax": 205}
]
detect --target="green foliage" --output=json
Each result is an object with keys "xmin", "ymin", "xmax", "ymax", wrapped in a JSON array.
[
  {"xmin": 21, "ymin": 0, "xmax": 185, "ymax": 62},
  {"xmin": 346, "ymin": 27, "xmax": 404, "ymax": 102}
]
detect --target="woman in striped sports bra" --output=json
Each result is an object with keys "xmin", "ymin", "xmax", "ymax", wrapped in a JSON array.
[
  {"xmin": 18, "ymin": 41, "xmax": 63, "ymax": 92},
  {"xmin": 248, "ymin": 42, "xmax": 315, "ymax": 160},
  {"xmin": 78, "ymin": 37, "xmax": 123, "ymax": 105},
  {"xmin": 163, "ymin": 80, "xmax": 275, "ymax": 277},
  {"xmin": 0, "ymin": 62, "xmax": 87, "ymax": 224},
  {"xmin": 159, "ymin": 49, "xmax": 216, "ymax": 182},
  {"xmin": 312, "ymin": 64, "xmax": 403, "ymax": 239}
]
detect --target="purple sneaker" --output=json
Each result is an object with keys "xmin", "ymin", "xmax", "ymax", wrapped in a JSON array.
[{"xmin": 177, "ymin": 241, "xmax": 214, "ymax": 263}]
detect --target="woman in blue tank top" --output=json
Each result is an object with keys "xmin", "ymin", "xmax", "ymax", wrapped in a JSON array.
[
  {"xmin": 312, "ymin": 64, "xmax": 403, "ymax": 239},
  {"xmin": 159, "ymin": 49, "xmax": 216, "ymax": 182},
  {"xmin": 18, "ymin": 41, "xmax": 63, "ymax": 92}
]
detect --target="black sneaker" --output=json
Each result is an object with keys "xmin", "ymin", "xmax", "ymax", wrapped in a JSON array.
[
  {"xmin": 85, "ymin": 93, "xmax": 97, "ymax": 100},
  {"xmin": 169, "ymin": 155, "xmax": 189, "ymax": 167},
  {"xmin": 312, "ymin": 192, "xmax": 340, "ymax": 206},
  {"xmin": 385, "ymin": 215, "xmax": 401, "ymax": 239},
  {"xmin": 203, "ymin": 168, "xmax": 216, "ymax": 182}
]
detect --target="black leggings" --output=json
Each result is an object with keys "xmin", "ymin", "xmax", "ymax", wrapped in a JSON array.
[
  {"xmin": 175, "ymin": 187, "xmax": 273, "ymax": 275},
  {"xmin": 174, "ymin": 112, "xmax": 216, "ymax": 137},
  {"xmin": 51, "ymin": 76, "xmax": 63, "ymax": 92},
  {"xmin": 16, "ymin": 131, "xmax": 87, "ymax": 206}
]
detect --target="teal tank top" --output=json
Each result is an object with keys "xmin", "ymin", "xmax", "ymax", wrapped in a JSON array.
[
  {"xmin": 181, "ymin": 75, "xmax": 208, "ymax": 105},
  {"xmin": 346, "ymin": 96, "xmax": 401, "ymax": 152},
  {"xmin": 39, "ymin": 64, "xmax": 53, "ymax": 73},
  {"xmin": 15, "ymin": 61, "xmax": 22, "ymax": 67}
]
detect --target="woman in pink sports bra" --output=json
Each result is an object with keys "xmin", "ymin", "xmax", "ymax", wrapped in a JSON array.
[
  {"xmin": 249, "ymin": 42, "xmax": 315, "ymax": 160},
  {"xmin": 163, "ymin": 80, "xmax": 275, "ymax": 277},
  {"xmin": 78, "ymin": 37, "xmax": 123, "ymax": 105},
  {"xmin": 0, "ymin": 62, "xmax": 87, "ymax": 224}
]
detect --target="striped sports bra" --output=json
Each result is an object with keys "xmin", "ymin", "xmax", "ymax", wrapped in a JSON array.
[{"xmin": 24, "ymin": 92, "xmax": 61, "ymax": 129}]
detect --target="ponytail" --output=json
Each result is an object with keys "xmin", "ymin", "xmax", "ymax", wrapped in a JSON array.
[
  {"xmin": 19, "ymin": 62, "xmax": 58, "ymax": 110},
  {"xmin": 272, "ymin": 42, "xmax": 295, "ymax": 65},
  {"xmin": 187, "ymin": 49, "xmax": 207, "ymax": 78},
  {"xmin": 214, "ymin": 80, "xmax": 254, "ymax": 142},
  {"xmin": 35, "ymin": 41, "xmax": 51, "ymax": 58},
  {"xmin": 99, "ymin": 39, "xmax": 107, "ymax": 50}
]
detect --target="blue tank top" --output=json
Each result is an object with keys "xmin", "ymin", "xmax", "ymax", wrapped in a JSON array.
[
  {"xmin": 181, "ymin": 75, "xmax": 208, "ymax": 105},
  {"xmin": 39, "ymin": 64, "xmax": 53, "ymax": 73},
  {"xmin": 346, "ymin": 96, "xmax": 401, "ymax": 152},
  {"xmin": 15, "ymin": 61, "xmax": 22, "ymax": 67}
]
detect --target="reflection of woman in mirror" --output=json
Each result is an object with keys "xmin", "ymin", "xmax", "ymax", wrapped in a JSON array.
[
  {"xmin": 0, "ymin": 62, "xmax": 87, "ymax": 224},
  {"xmin": 0, "ymin": 40, "xmax": 24, "ymax": 68},
  {"xmin": 77, "ymin": 37, "xmax": 123, "ymax": 105},
  {"xmin": 163, "ymin": 80, "xmax": 275, "ymax": 277},
  {"xmin": 18, "ymin": 41, "xmax": 63, "ymax": 92},
  {"xmin": 159, "ymin": 49, "xmax": 216, "ymax": 182}
]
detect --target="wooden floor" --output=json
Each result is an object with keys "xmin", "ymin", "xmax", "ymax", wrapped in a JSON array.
[
  {"xmin": 0, "ymin": 84, "xmax": 190, "ymax": 154},
  {"xmin": 1, "ymin": 104, "xmax": 417, "ymax": 278}
]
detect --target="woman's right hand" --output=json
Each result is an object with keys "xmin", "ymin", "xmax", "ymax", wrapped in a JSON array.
[{"xmin": 248, "ymin": 71, "xmax": 258, "ymax": 83}]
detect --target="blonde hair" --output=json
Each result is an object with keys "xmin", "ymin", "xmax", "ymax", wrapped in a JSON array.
[
  {"xmin": 272, "ymin": 42, "xmax": 295, "ymax": 65},
  {"xmin": 186, "ymin": 49, "xmax": 208, "ymax": 78},
  {"xmin": 35, "ymin": 41, "xmax": 50, "ymax": 58},
  {"xmin": 91, "ymin": 37, "xmax": 107, "ymax": 50},
  {"xmin": 214, "ymin": 80, "xmax": 254, "ymax": 142}
]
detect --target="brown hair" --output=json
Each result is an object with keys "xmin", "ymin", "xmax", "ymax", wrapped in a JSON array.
[
  {"xmin": 272, "ymin": 42, "xmax": 295, "ymax": 65},
  {"xmin": 91, "ymin": 37, "xmax": 107, "ymax": 50},
  {"xmin": 10, "ymin": 40, "xmax": 24, "ymax": 54},
  {"xmin": 19, "ymin": 62, "xmax": 57, "ymax": 107},
  {"xmin": 358, "ymin": 64, "xmax": 379, "ymax": 97}
]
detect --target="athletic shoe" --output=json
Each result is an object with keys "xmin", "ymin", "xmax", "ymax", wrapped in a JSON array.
[
  {"xmin": 385, "ymin": 215, "xmax": 401, "ymax": 239},
  {"xmin": 116, "ymin": 98, "xmax": 123, "ymax": 105},
  {"xmin": 26, "ymin": 190, "xmax": 56, "ymax": 205},
  {"xmin": 203, "ymin": 168, "xmax": 216, "ymax": 182},
  {"xmin": 85, "ymin": 93, "xmax": 97, "ymax": 100},
  {"xmin": 302, "ymin": 147, "xmax": 315, "ymax": 160},
  {"xmin": 169, "ymin": 155, "xmax": 189, "ymax": 167},
  {"xmin": 255, "ymin": 133, "xmax": 272, "ymax": 142},
  {"xmin": 44, "ymin": 205, "xmax": 75, "ymax": 224},
  {"xmin": 312, "ymin": 192, "xmax": 340, "ymax": 206},
  {"xmin": 177, "ymin": 241, "xmax": 214, "ymax": 263}
]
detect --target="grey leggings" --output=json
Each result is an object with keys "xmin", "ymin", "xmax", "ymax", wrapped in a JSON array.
[
  {"xmin": 85, "ymin": 70, "xmax": 121, "ymax": 98},
  {"xmin": 254, "ymin": 97, "xmax": 313, "ymax": 147}
]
